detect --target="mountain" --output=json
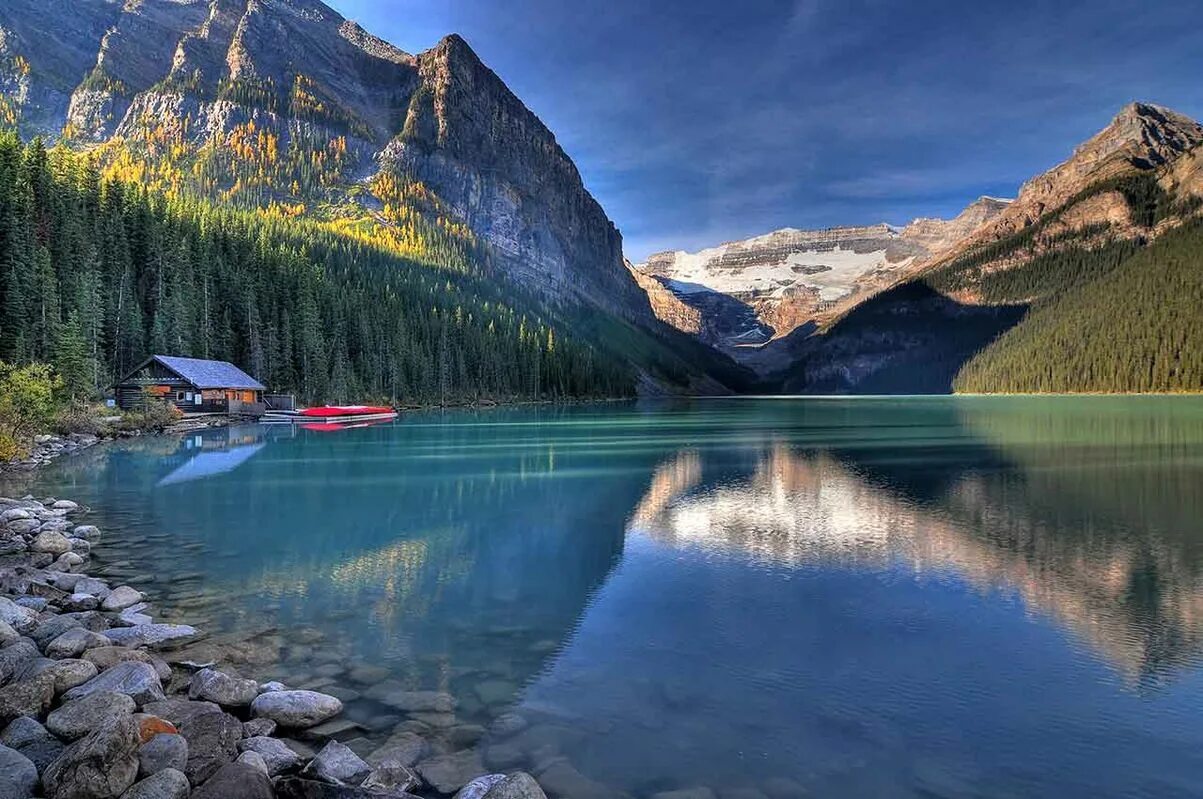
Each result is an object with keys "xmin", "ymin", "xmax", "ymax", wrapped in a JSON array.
[
  {"xmin": 0, "ymin": 0, "xmax": 747, "ymax": 396},
  {"xmin": 633, "ymin": 198, "xmax": 1011, "ymax": 353},
  {"xmin": 777, "ymin": 102, "xmax": 1203, "ymax": 394}
]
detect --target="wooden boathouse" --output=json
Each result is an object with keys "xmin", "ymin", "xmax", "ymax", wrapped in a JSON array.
[{"xmin": 114, "ymin": 355, "xmax": 267, "ymax": 416}]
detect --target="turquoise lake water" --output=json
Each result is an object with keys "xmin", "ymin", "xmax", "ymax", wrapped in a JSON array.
[{"xmin": 7, "ymin": 397, "xmax": 1203, "ymax": 798}]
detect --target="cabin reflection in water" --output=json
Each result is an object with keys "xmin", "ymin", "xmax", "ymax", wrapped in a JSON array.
[{"xmin": 157, "ymin": 424, "xmax": 292, "ymax": 487}]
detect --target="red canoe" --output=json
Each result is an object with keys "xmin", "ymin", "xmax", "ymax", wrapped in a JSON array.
[{"xmin": 299, "ymin": 405, "xmax": 396, "ymax": 419}]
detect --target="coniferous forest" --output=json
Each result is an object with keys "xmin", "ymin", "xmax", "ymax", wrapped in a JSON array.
[
  {"xmin": 954, "ymin": 216, "xmax": 1203, "ymax": 393},
  {"xmin": 0, "ymin": 132, "xmax": 637, "ymax": 404}
]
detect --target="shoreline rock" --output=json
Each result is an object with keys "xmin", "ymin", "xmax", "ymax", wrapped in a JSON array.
[{"xmin": 0, "ymin": 494, "xmax": 549, "ymax": 799}]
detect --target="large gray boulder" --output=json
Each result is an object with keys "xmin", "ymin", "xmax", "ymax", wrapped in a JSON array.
[
  {"xmin": 250, "ymin": 689, "xmax": 342, "ymax": 729},
  {"xmin": 31, "ymin": 531, "xmax": 72, "ymax": 556},
  {"xmin": 301, "ymin": 740, "xmax": 371, "ymax": 786},
  {"xmin": 178, "ymin": 709, "xmax": 243, "ymax": 785},
  {"xmin": 238, "ymin": 735, "xmax": 303, "ymax": 776},
  {"xmin": 275, "ymin": 776, "xmax": 424, "ymax": 798},
  {"xmin": 141, "ymin": 698, "xmax": 222, "ymax": 728},
  {"xmin": 455, "ymin": 775, "xmax": 507, "ymax": 799},
  {"xmin": 137, "ymin": 733, "xmax": 188, "ymax": 778},
  {"xmin": 38, "ymin": 658, "xmax": 101, "ymax": 695},
  {"xmin": 46, "ymin": 627, "xmax": 111, "ymax": 659},
  {"xmin": 43, "ymin": 713, "xmax": 140, "ymax": 799},
  {"xmin": 63, "ymin": 662, "xmax": 165, "ymax": 707},
  {"xmin": 101, "ymin": 587, "xmax": 145, "ymax": 613},
  {"xmin": 104, "ymin": 625, "xmax": 197, "ymax": 648},
  {"xmin": 47, "ymin": 690, "xmax": 137, "ymax": 741},
  {"xmin": 1, "ymin": 716, "xmax": 65, "ymax": 772},
  {"xmin": 0, "ymin": 743, "xmax": 37, "ymax": 798},
  {"xmin": 480, "ymin": 773, "xmax": 549, "ymax": 799},
  {"xmin": 0, "ymin": 672, "xmax": 57, "ymax": 726},
  {"xmin": 119, "ymin": 767, "xmax": 190, "ymax": 799},
  {"xmin": 0, "ymin": 598, "xmax": 37, "ymax": 634},
  {"xmin": 30, "ymin": 616, "xmax": 83, "ymax": 648},
  {"xmin": 193, "ymin": 762, "xmax": 273, "ymax": 799},
  {"xmin": 189, "ymin": 668, "xmax": 259, "ymax": 708},
  {"xmin": 82, "ymin": 647, "xmax": 171, "ymax": 681},
  {"xmin": 0, "ymin": 642, "xmax": 43, "ymax": 686}
]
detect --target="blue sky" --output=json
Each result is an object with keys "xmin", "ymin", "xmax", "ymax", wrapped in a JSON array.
[{"xmin": 330, "ymin": 0, "xmax": 1203, "ymax": 261}]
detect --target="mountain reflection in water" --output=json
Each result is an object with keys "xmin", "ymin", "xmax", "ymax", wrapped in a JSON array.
[{"xmin": 8, "ymin": 398, "xmax": 1203, "ymax": 798}]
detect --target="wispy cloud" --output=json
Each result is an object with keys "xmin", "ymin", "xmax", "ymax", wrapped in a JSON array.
[{"xmin": 331, "ymin": 0, "xmax": 1203, "ymax": 261}]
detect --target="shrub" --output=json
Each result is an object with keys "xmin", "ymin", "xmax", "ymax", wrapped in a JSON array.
[
  {"xmin": 54, "ymin": 401, "xmax": 114, "ymax": 437},
  {"xmin": 0, "ymin": 361, "xmax": 63, "ymax": 460}
]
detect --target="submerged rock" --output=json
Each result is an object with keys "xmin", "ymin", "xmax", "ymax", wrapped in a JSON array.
[
  {"xmin": 366, "ymin": 731, "xmax": 427, "ymax": 768},
  {"xmin": 363, "ymin": 764, "xmax": 422, "ymax": 795},
  {"xmin": 301, "ymin": 740, "xmax": 371, "ymax": 786},
  {"xmin": 415, "ymin": 749, "xmax": 486, "ymax": 794}
]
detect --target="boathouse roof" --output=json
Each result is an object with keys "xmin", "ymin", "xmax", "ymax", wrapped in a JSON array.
[{"xmin": 124, "ymin": 355, "xmax": 266, "ymax": 391}]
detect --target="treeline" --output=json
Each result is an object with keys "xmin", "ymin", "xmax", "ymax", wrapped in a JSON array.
[
  {"xmin": 0, "ymin": 132, "xmax": 635, "ymax": 404},
  {"xmin": 954, "ymin": 216, "xmax": 1203, "ymax": 393}
]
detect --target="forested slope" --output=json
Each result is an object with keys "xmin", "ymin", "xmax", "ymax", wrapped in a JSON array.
[
  {"xmin": 0, "ymin": 133, "xmax": 638, "ymax": 403},
  {"xmin": 777, "ymin": 160, "xmax": 1203, "ymax": 395},
  {"xmin": 954, "ymin": 217, "xmax": 1203, "ymax": 393}
]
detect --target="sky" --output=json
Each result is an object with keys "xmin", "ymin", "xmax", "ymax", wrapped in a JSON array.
[{"xmin": 329, "ymin": 0, "xmax": 1203, "ymax": 261}]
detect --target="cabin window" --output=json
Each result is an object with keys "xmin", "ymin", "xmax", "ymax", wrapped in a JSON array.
[{"xmin": 177, "ymin": 392, "xmax": 186, "ymax": 401}]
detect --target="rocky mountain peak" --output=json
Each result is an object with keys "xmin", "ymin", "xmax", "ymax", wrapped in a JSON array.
[
  {"xmin": 0, "ymin": 0, "xmax": 654, "ymax": 319},
  {"xmin": 926, "ymin": 102, "xmax": 1203, "ymax": 261}
]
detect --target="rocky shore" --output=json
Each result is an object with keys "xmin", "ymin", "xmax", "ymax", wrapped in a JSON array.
[
  {"xmin": 0, "ymin": 436, "xmax": 103, "ymax": 474},
  {"xmin": 0, "ymin": 495, "xmax": 548, "ymax": 799}
]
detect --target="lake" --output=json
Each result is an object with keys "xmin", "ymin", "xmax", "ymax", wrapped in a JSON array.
[{"xmin": 6, "ymin": 397, "xmax": 1203, "ymax": 798}]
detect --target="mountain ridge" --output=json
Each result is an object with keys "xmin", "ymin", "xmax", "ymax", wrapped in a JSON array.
[{"xmin": 0, "ymin": 0, "xmax": 654, "ymax": 319}]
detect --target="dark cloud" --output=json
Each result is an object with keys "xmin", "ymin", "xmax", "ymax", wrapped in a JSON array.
[{"xmin": 332, "ymin": 0, "xmax": 1203, "ymax": 260}]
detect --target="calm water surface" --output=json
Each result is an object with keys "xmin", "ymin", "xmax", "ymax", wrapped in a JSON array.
[{"xmin": 6, "ymin": 397, "xmax": 1203, "ymax": 798}]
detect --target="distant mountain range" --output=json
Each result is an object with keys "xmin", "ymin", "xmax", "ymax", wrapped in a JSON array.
[
  {"xmin": 638, "ymin": 102, "xmax": 1203, "ymax": 393},
  {"xmin": 1, "ymin": 0, "xmax": 1200, "ymax": 395},
  {"xmin": 634, "ymin": 197, "xmax": 1011, "ymax": 350}
]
